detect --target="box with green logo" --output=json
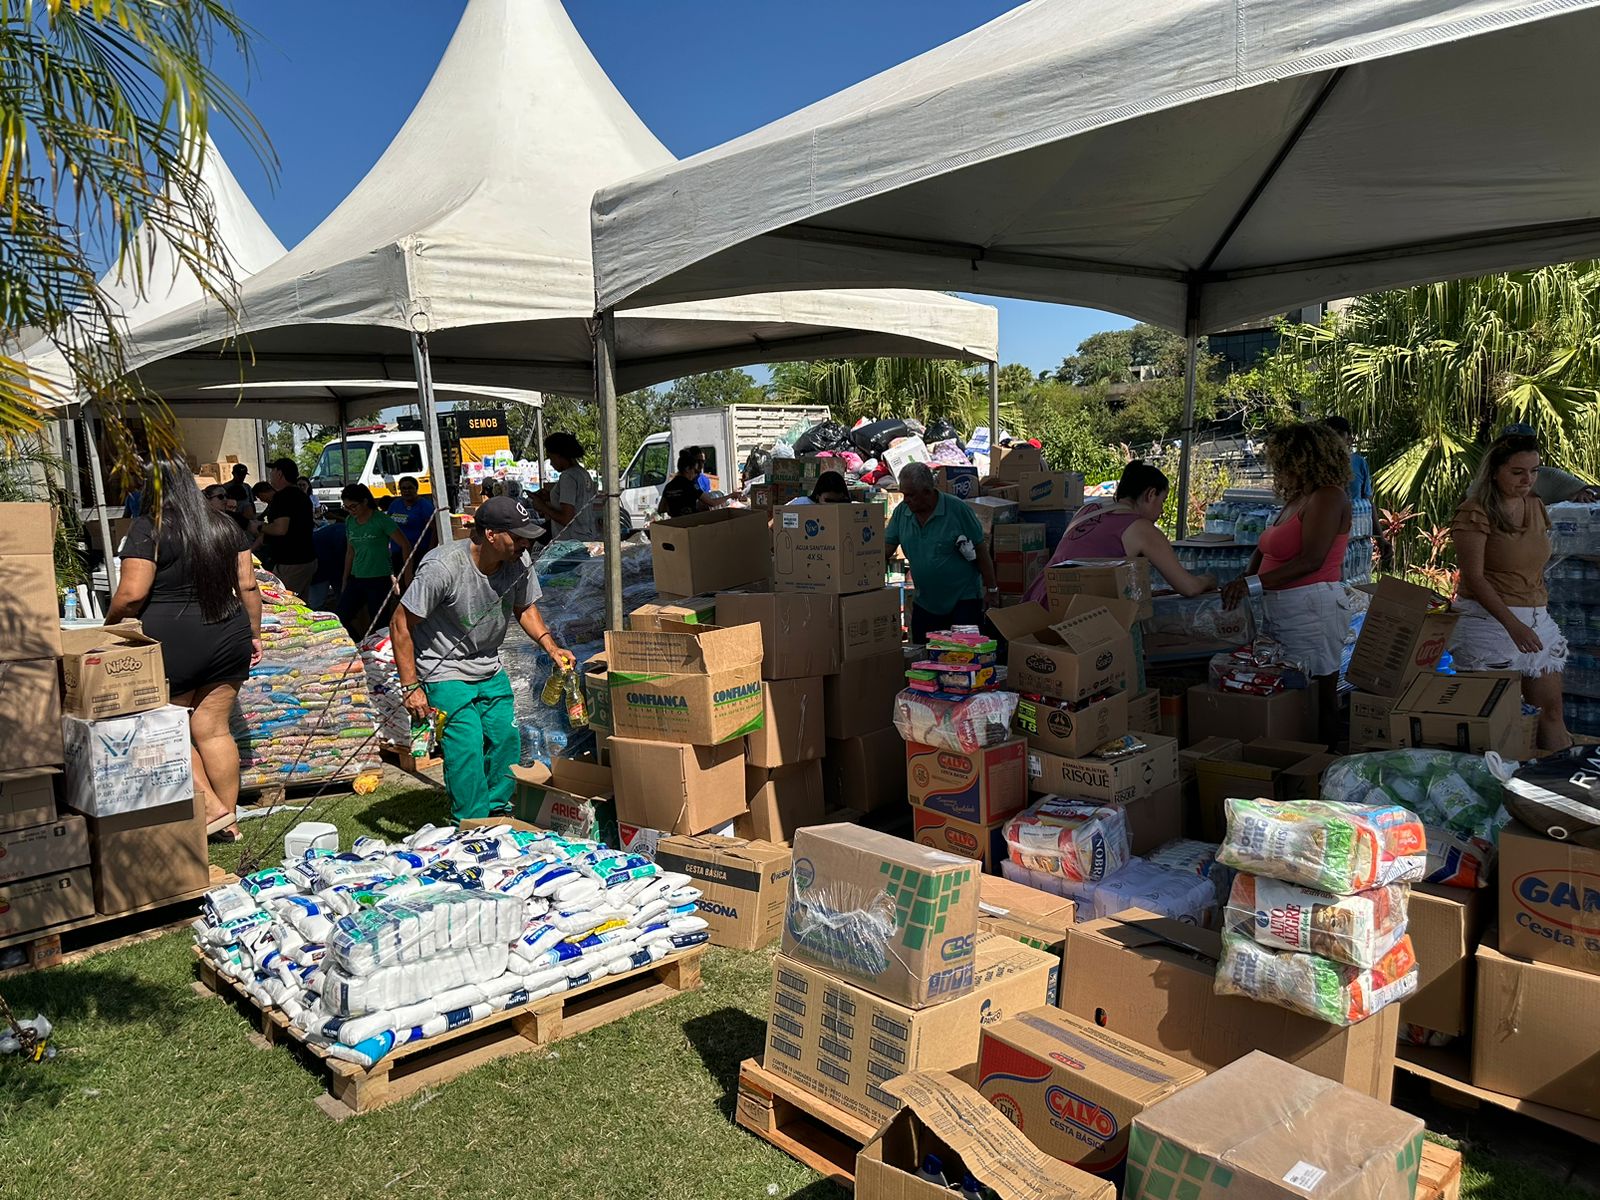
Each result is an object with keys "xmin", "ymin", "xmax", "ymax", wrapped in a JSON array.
[
  {"xmin": 1125, "ymin": 1051, "xmax": 1424, "ymax": 1200},
  {"xmin": 604, "ymin": 620, "xmax": 765, "ymax": 746},
  {"xmin": 783, "ymin": 823, "xmax": 980, "ymax": 1008}
]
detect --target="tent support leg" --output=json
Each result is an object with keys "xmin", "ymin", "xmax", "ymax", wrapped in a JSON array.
[
  {"xmin": 596, "ymin": 310, "xmax": 623, "ymax": 632},
  {"xmin": 535, "ymin": 406, "xmax": 546, "ymax": 489},
  {"xmin": 338, "ymin": 399, "xmax": 350, "ymax": 486},
  {"xmin": 411, "ymin": 331, "xmax": 454, "ymax": 547},
  {"xmin": 1176, "ymin": 330, "xmax": 1199, "ymax": 542},
  {"xmin": 84, "ymin": 403, "xmax": 118, "ymax": 593},
  {"xmin": 987, "ymin": 360, "xmax": 1000, "ymax": 450}
]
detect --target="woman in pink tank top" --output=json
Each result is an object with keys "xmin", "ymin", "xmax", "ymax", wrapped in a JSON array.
[
  {"xmin": 1221, "ymin": 422, "xmax": 1353, "ymax": 744},
  {"xmin": 1022, "ymin": 463, "xmax": 1216, "ymax": 607}
]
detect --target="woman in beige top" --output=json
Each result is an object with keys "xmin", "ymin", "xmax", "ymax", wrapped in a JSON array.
[{"xmin": 1449, "ymin": 433, "xmax": 1569, "ymax": 750}]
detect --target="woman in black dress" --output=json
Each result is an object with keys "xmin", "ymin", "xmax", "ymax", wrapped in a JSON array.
[{"xmin": 106, "ymin": 458, "xmax": 263, "ymax": 840}]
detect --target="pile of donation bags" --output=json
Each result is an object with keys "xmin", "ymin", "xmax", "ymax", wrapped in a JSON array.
[{"xmin": 192, "ymin": 822, "xmax": 708, "ymax": 1067}]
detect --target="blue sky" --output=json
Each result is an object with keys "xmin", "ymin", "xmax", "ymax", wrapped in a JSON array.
[{"xmin": 209, "ymin": 0, "xmax": 1131, "ymax": 379}]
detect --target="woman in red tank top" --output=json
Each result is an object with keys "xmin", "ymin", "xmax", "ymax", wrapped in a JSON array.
[
  {"xmin": 1221, "ymin": 422, "xmax": 1353, "ymax": 745},
  {"xmin": 1022, "ymin": 462, "xmax": 1216, "ymax": 606}
]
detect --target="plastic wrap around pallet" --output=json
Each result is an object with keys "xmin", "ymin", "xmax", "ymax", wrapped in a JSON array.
[
  {"xmin": 893, "ymin": 687, "xmax": 1019, "ymax": 752},
  {"xmin": 193, "ymin": 822, "xmax": 708, "ymax": 1068}
]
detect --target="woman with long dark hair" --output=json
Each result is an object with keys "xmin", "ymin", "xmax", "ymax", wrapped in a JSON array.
[{"xmin": 106, "ymin": 458, "xmax": 263, "ymax": 840}]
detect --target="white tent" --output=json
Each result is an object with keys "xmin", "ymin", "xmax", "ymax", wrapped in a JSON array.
[
  {"xmin": 590, "ymin": 0, "xmax": 1600, "ymax": 525},
  {"xmin": 100, "ymin": 0, "xmax": 995, "ymax": 587}
]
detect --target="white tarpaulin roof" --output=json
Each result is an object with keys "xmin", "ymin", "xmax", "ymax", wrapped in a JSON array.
[
  {"xmin": 590, "ymin": 0, "xmax": 1600, "ymax": 333},
  {"xmin": 112, "ymin": 0, "xmax": 995, "ymax": 401}
]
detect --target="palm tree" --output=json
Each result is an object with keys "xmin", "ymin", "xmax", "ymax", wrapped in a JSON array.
[
  {"xmin": 1280, "ymin": 264, "xmax": 1600, "ymax": 523},
  {"xmin": 769, "ymin": 357, "xmax": 987, "ymax": 428},
  {"xmin": 1, "ymin": 2, "xmax": 269, "ymax": 466}
]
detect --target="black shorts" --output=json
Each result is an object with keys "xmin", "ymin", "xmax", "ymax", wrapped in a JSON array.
[{"xmin": 139, "ymin": 601, "xmax": 254, "ymax": 696}]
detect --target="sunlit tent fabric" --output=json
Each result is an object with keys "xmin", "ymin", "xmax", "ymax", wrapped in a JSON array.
[
  {"xmin": 590, "ymin": 0, "xmax": 1600, "ymax": 334},
  {"xmin": 110, "ymin": 0, "xmax": 996, "ymax": 402}
]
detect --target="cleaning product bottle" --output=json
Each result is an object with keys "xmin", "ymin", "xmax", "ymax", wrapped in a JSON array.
[{"xmin": 914, "ymin": 1155, "xmax": 948, "ymax": 1187}]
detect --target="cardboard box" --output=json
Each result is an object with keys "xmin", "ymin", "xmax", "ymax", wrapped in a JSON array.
[
  {"xmin": 1186, "ymin": 683, "xmax": 1317, "ymax": 745},
  {"xmin": 995, "ymin": 549, "xmax": 1047, "ymax": 594},
  {"xmin": 839, "ymin": 587, "xmax": 902, "ymax": 663},
  {"xmin": 965, "ymin": 495, "xmax": 1020, "ymax": 535},
  {"xmin": 979, "ymin": 873, "xmax": 1076, "ymax": 960},
  {"xmin": 85, "ymin": 514, "xmax": 135, "ymax": 555},
  {"xmin": 773, "ymin": 502, "xmax": 885, "ymax": 595},
  {"xmin": 0, "ymin": 814, "xmax": 90, "ymax": 884},
  {"xmin": 1193, "ymin": 739, "xmax": 1335, "ymax": 843},
  {"xmin": 978, "ymin": 1007, "xmax": 1205, "ymax": 1177},
  {"xmin": 824, "ymin": 728, "xmax": 907, "ymax": 812},
  {"xmin": 1401, "ymin": 883, "xmax": 1484, "ymax": 1036},
  {"xmin": 824, "ymin": 649, "xmax": 903, "ymax": 739},
  {"xmin": 1121, "ymin": 783, "xmax": 1182, "ymax": 856},
  {"xmin": 508, "ymin": 756, "xmax": 616, "ymax": 843},
  {"xmin": 84, "ymin": 796, "xmax": 208, "ymax": 915},
  {"xmin": 1349, "ymin": 690, "xmax": 1401, "ymax": 751},
  {"xmin": 906, "ymin": 736, "xmax": 1028, "ymax": 825},
  {"xmin": 627, "ymin": 594, "xmax": 717, "ymax": 632},
  {"xmin": 857, "ymin": 1070, "xmax": 1115, "ymax": 1200},
  {"xmin": 933, "ymin": 464, "xmax": 981, "ymax": 499},
  {"xmin": 1014, "ymin": 691, "xmax": 1131, "ymax": 760},
  {"xmin": 61, "ymin": 705, "xmax": 193, "ymax": 818},
  {"xmin": 992, "ymin": 521, "xmax": 1048, "ymax": 555},
  {"xmin": 763, "ymin": 934, "xmax": 1058, "ymax": 1125},
  {"xmin": 739, "ymin": 761, "xmax": 826, "ymax": 842},
  {"xmin": 0, "ymin": 867, "xmax": 95, "ymax": 938},
  {"xmin": 982, "ymin": 481, "xmax": 1022, "ymax": 503},
  {"xmin": 1498, "ymin": 821, "xmax": 1600, "ymax": 977},
  {"xmin": 1027, "ymin": 735, "xmax": 1180, "ymax": 805},
  {"xmin": 1059, "ymin": 911, "xmax": 1400, "ymax": 1100},
  {"xmin": 607, "ymin": 735, "xmax": 747, "ymax": 835},
  {"xmin": 654, "ymin": 834, "xmax": 791, "ymax": 950},
  {"xmin": 0, "ymin": 657, "xmax": 65, "ymax": 774},
  {"xmin": 1473, "ymin": 934, "xmax": 1600, "ymax": 1117},
  {"xmin": 581, "ymin": 654, "xmax": 612, "ymax": 735},
  {"xmin": 1044, "ymin": 559, "xmax": 1154, "ymax": 622},
  {"xmin": 1126, "ymin": 1051, "xmax": 1424, "ymax": 1200},
  {"xmin": 1126, "ymin": 688, "xmax": 1160, "ymax": 736},
  {"xmin": 783, "ymin": 824, "xmax": 981, "ymax": 1008},
  {"xmin": 1346, "ymin": 577, "xmax": 1460, "ymax": 698},
  {"xmin": 0, "ymin": 770, "xmax": 56, "ymax": 833},
  {"xmin": 60, "ymin": 624, "xmax": 169, "ymax": 719},
  {"xmin": 650, "ymin": 508, "xmax": 771, "ymax": 597},
  {"xmin": 714, "ymin": 587, "xmax": 840, "ymax": 679},
  {"xmin": 911, "ymin": 804, "xmax": 1008, "ymax": 872},
  {"xmin": 1388, "ymin": 669, "xmax": 1523, "ymax": 756},
  {"xmin": 604, "ymin": 621, "xmax": 765, "ymax": 745},
  {"xmin": 0, "ymin": 503, "xmax": 63, "ymax": 663},
  {"xmin": 745, "ymin": 676, "xmax": 825, "ymax": 768},
  {"xmin": 1178, "ymin": 736, "xmax": 1241, "ymax": 783},
  {"xmin": 1017, "ymin": 470, "xmax": 1084, "ymax": 512},
  {"xmin": 993, "ymin": 444, "xmax": 1045, "ymax": 479},
  {"xmin": 990, "ymin": 599, "xmax": 1138, "ymax": 704}
]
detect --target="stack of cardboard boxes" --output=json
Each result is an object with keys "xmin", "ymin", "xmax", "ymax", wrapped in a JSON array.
[{"xmin": 986, "ymin": 443, "xmax": 1084, "ymax": 550}]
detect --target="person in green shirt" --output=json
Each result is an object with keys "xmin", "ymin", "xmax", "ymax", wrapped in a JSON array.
[
  {"xmin": 886, "ymin": 462, "xmax": 999, "ymax": 642},
  {"xmin": 337, "ymin": 483, "xmax": 413, "ymax": 638}
]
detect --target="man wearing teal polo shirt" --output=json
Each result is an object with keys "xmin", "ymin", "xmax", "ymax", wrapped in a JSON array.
[{"xmin": 886, "ymin": 462, "xmax": 999, "ymax": 643}]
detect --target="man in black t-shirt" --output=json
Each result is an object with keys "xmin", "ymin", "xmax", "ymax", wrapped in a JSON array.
[
  {"xmin": 263, "ymin": 458, "xmax": 317, "ymax": 598},
  {"xmin": 223, "ymin": 463, "xmax": 255, "ymax": 530}
]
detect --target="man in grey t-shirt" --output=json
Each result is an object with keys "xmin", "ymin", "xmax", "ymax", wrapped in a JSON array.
[{"xmin": 390, "ymin": 496, "xmax": 572, "ymax": 821}]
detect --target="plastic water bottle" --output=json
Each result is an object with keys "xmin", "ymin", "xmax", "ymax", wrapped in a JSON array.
[
  {"xmin": 914, "ymin": 1155, "xmax": 948, "ymax": 1187},
  {"xmin": 62, "ymin": 589, "xmax": 79, "ymax": 621}
]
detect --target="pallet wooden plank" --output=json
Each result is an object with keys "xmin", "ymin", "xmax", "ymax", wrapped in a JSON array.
[
  {"xmin": 1397, "ymin": 1046, "xmax": 1600, "ymax": 1144},
  {"xmin": 1416, "ymin": 1142, "xmax": 1462, "ymax": 1200},
  {"xmin": 735, "ymin": 1057, "xmax": 877, "ymax": 1190}
]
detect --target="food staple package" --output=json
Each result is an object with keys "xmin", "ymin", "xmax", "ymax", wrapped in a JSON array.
[
  {"xmin": 893, "ymin": 687, "xmax": 1018, "ymax": 752},
  {"xmin": 1217, "ymin": 798, "xmax": 1426, "ymax": 894},
  {"xmin": 1146, "ymin": 838, "xmax": 1232, "ymax": 908},
  {"xmin": 1003, "ymin": 798, "xmax": 1129, "ymax": 884},
  {"xmin": 1225, "ymin": 874, "xmax": 1410, "ymax": 968},
  {"xmin": 1422, "ymin": 826, "xmax": 1496, "ymax": 888},
  {"xmin": 1215, "ymin": 931, "xmax": 1419, "ymax": 1025},
  {"xmin": 1322, "ymin": 748, "xmax": 1508, "ymax": 843},
  {"xmin": 1087, "ymin": 858, "xmax": 1219, "ymax": 927}
]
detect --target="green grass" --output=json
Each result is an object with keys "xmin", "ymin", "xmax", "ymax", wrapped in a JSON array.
[{"xmin": 0, "ymin": 782, "xmax": 1590, "ymax": 1199}]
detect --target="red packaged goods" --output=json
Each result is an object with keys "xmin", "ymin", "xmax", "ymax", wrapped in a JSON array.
[
  {"xmin": 1226, "ymin": 875, "xmax": 1410, "ymax": 968},
  {"xmin": 1002, "ymin": 798, "xmax": 1130, "ymax": 884}
]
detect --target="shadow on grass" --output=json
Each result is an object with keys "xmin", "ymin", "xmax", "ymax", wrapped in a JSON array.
[
  {"xmin": 346, "ymin": 786, "xmax": 449, "ymax": 840},
  {"xmin": 683, "ymin": 1006, "xmax": 768, "ymax": 1120},
  {"xmin": 784, "ymin": 1182, "xmax": 852, "ymax": 1200}
]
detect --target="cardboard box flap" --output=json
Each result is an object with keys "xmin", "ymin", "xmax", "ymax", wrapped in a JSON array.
[
  {"xmin": 59, "ymin": 623, "xmax": 156, "ymax": 655},
  {"xmin": 1354, "ymin": 576, "xmax": 1452, "ymax": 610},
  {"xmin": 881, "ymin": 1071, "xmax": 1115, "ymax": 1199},
  {"xmin": 1086, "ymin": 909, "xmax": 1221, "ymax": 965},
  {"xmin": 1048, "ymin": 596, "xmax": 1139, "ymax": 650},
  {"xmin": 663, "ymin": 832, "xmax": 791, "ymax": 866},
  {"xmin": 605, "ymin": 621, "xmax": 764, "ymax": 674},
  {"xmin": 986, "ymin": 601, "xmax": 1057, "ymax": 641},
  {"xmin": 1394, "ymin": 670, "xmax": 1518, "ymax": 716}
]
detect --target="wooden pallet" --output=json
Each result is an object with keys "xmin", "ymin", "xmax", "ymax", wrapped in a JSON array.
[
  {"xmin": 1397, "ymin": 1045, "xmax": 1600, "ymax": 1144},
  {"xmin": 377, "ymin": 744, "xmax": 443, "ymax": 779},
  {"xmin": 0, "ymin": 865, "xmax": 233, "ymax": 980},
  {"xmin": 735, "ymin": 1057, "xmax": 877, "ymax": 1191},
  {"xmin": 238, "ymin": 773, "xmax": 366, "ymax": 810},
  {"xmin": 735, "ymin": 1057, "xmax": 1464, "ymax": 1199},
  {"xmin": 194, "ymin": 944, "xmax": 703, "ymax": 1118}
]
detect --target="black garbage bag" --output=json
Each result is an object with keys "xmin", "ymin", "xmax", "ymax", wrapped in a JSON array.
[
  {"xmin": 1502, "ymin": 745, "xmax": 1600, "ymax": 847},
  {"xmin": 923, "ymin": 418, "xmax": 962, "ymax": 446},
  {"xmin": 793, "ymin": 420, "xmax": 852, "ymax": 455},
  {"xmin": 850, "ymin": 418, "xmax": 915, "ymax": 455},
  {"xmin": 743, "ymin": 449, "xmax": 771, "ymax": 483}
]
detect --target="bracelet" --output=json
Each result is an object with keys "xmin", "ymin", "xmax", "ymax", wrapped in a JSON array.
[{"xmin": 537, "ymin": 632, "xmax": 556, "ymax": 647}]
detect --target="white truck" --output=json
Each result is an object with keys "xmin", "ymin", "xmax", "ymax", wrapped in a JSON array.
[{"xmin": 620, "ymin": 403, "xmax": 831, "ymax": 527}]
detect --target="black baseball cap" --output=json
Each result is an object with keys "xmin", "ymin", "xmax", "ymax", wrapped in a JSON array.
[{"xmin": 474, "ymin": 495, "xmax": 542, "ymax": 539}]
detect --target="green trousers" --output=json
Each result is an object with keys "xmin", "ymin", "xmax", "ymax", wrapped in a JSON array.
[{"xmin": 423, "ymin": 671, "xmax": 518, "ymax": 822}]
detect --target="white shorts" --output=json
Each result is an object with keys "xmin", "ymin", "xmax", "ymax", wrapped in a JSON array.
[
  {"xmin": 1450, "ymin": 598, "xmax": 1568, "ymax": 678},
  {"xmin": 1262, "ymin": 581, "xmax": 1352, "ymax": 678}
]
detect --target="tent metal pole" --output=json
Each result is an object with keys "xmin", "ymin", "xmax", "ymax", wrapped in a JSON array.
[
  {"xmin": 411, "ymin": 332, "xmax": 454, "ymax": 547},
  {"xmin": 338, "ymin": 399, "xmax": 350, "ymax": 486},
  {"xmin": 1176, "ymin": 331, "xmax": 1199, "ymax": 542},
  {"xmin": 535, "ymin": 405, "xmax": 546, "ymax": 489},
  {"xmin": 83, "ymin": 403, "xmax": 119, "ymax": 593},
  {"xmin": 596, "ymin": 310, "xmax": 623, "ymax": 632},
  {"xmin": 987, "ymin": 360, "xmax": 1000, "ymax": 450}
]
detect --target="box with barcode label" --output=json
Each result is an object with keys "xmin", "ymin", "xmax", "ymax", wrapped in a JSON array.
[{"xmin": 62, "ymin": 705, "xmax": 194, "ymax": 817}]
